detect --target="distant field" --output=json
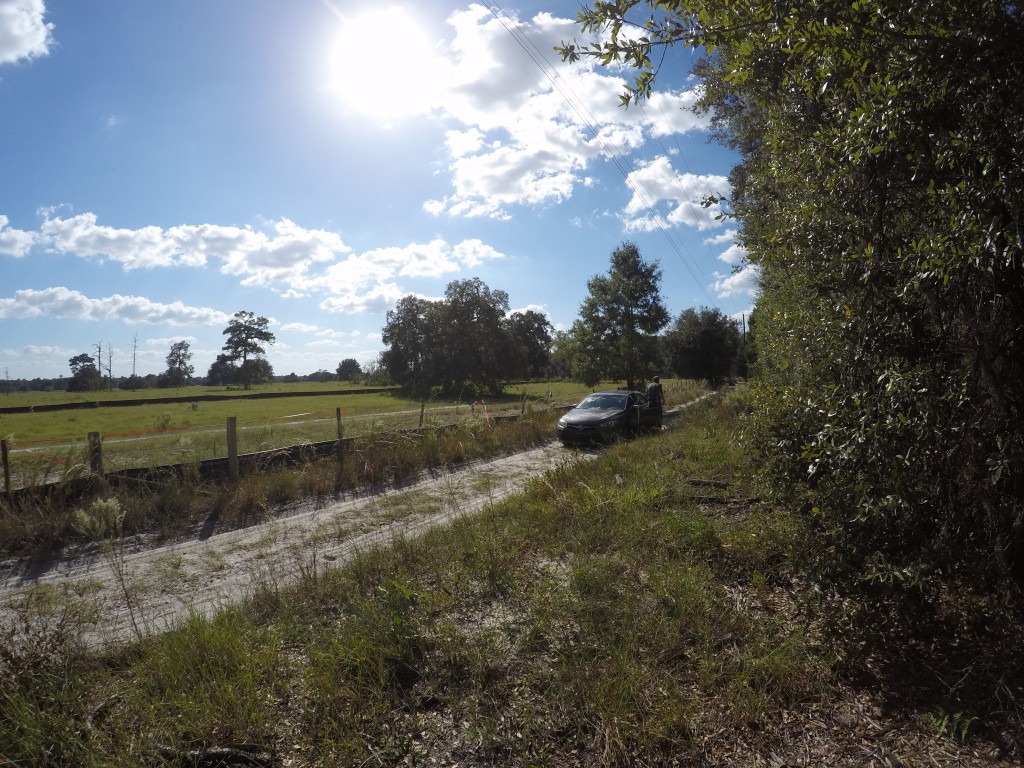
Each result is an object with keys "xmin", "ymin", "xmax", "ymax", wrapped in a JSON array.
[
  {"xmin": 0, "ymin": 381, "xmax": 386, "ymax": 409},
  {"xmin": 0, "ymin": 379, "xmax": 703, "ymax": 487}
]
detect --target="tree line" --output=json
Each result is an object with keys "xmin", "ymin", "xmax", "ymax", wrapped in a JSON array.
[
  {"xmin": 380, "ymin": 243, "xmax": 745, "ymax": 398},
  {"xmin": 63, "ymin": 311, "xmax": 279, "ymax": 392},
  {"xmin": 45, "ymin": 252, "xmax": 744, "ymax": 398}
]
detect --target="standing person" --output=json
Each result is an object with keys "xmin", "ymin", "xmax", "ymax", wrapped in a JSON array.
[{"xmin": 646, "ymin": 375, "xmax": 665, "ymax": 428}]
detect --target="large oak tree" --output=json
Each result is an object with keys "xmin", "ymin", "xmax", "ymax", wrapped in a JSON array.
[{"xmin": 381, "ymin": 279, "xmax": 523, "ymax": 397}]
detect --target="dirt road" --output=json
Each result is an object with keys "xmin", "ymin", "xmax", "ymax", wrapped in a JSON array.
[{"xmin": 0, "ymin": 440, "xmax": 590, "ymax": 648}]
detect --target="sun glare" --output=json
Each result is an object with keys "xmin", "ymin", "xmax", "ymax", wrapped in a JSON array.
[{"xmin": 327, "ymin": 6, "xmax": 447, "ymax": 121}]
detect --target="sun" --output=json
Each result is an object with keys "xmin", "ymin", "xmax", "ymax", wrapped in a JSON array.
[{"xmin": 327, "ymin": 5, "xmax": 448, "ymax": 122}]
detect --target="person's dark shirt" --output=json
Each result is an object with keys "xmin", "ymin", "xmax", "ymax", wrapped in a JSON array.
[{"xmin": 646, "ymin": 381, "xmax": 663, "ymax": 407}]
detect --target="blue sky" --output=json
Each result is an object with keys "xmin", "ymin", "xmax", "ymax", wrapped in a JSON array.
[{"xmin": 0, "ymin": 0, "xmax": 755, "ymax": 381}]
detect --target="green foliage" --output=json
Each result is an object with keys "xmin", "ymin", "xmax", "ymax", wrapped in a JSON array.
[
  {"xmin": 336, "ymin": 357, "xmax": 362, "ymax": 382},
  {"xmin": 161, "ymin": 340, "xmax": 194, "ymax": 388},
  {"xmin": 504, "ymin": 309, "xmax": 554, "ymax": 379},
  {"xmin": 67, "ymin": 352, "xmax": 103, "ymax": 393},
  {"xmin": 218, "ymin": 311, "xmax": 275, "ymax": 389},
  {"xmin": 381, "ymin": 278, "xmax": 523, "ymax": 397},
  {"xmin": 562, "ymin": 1, "xmax": 1024, "ymax": 595},
  {"xmin": 576, "ymin": 241, "xmax": 669, "ymax": 389},
  {"xmin": 222, "ymin": 310, "xmax": 275, "ymax": 365},
  {"xmin": 71, "ymin": 497, "xmax": 125, "ymax": 542},
  {"xmin": 552, "ymin": 322, "xmax": 606, "ymax": 386},
  {"xmin": 7, "ymin": 392, "xmax": 1022, "ymax": 762},
  {"xmin": 663, "ymin": 306, "xmax": 741, "ymax": 385}
]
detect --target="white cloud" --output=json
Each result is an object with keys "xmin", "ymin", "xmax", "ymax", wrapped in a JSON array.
[
  {"xmin": 444, "ymin": 128, "xmax": 484, "ymax": 157},
  {"xmin": 28, "ymin": 210, "xmax": 505, "ymax": 315},
  {"xmin": 146, "ymin": 335, "xmax": 198, "ymax": 347},
  {"xmin": 510, "ymin": 303, "xmax": 550, "ymax": 318},
  {"xmin": 38, "ymin": 213, "xmax": 351, "ymax": 283},
  {"xmin": 280, "ymin": 322, "xmax": 319, "ymax": 332},
  {"xmin": 0, "ymin": 0, "xmax": 52, "ymax": 65},
  {"xmin": 315, "ymin": 329, "xmax": 354, "ymax": 340},
  {"xmin": 0, "ymin": 287, "xmax": 231, "ymax": 325},
  {"xmin": 319, "ymin": 282, "xmax": 408, "ymax": 315},
  {"xmin": 23, "ymin": 344, "xmax": 70, "ymax": 357},
  {"xmin": 307, "ymin": 337, "xmax": 355, "ymax": 350},
  {"xmin": 41, "ymin": 213, "xmax": 199, "ymax": 268},
  {"xmin": 216, "ymin": 218, "xmax": 347, "ymax": 287},
  {"xmin": 705, "ymin": 229, "xmax": 738, "ymax": 246},
  {"xmin": 0, "ymin": 214, "xmax": 36, "ymax": 256},
  {"xmin": 452, "ymin": 238, "xmax": 503, "ymax": 267},
  {"xmin": 622, "ymin": 156, "xmax": 729, "ymax": 232},
  {"xmin": 717, "ymin": 243, "xmax": 747, "ymax": 265},
  {"xmin": 713, "ymin": 264, "xmax": 760, "ymax": 299},
  {"xmin": 419, "ymin": 7, "xmax": 712, "ymax": 219},
  {"xmin": 299, "ymin": 237, "xmax": 506, "ymax": 312}
]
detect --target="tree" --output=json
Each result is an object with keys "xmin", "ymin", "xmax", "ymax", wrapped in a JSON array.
[
  {"xmin": 553, "ymin": 322, "xmax": 606, "ymax": 387},
  {"xmin": 162, "ymin": 340, "xmax": 194, "ymax": 388},
  {"xmin": 308, "ymin": 369, "xmax": 335, "ymax": 383},
  {"xmin": 67, "ymin": 353, "xmax": 103, "ymax": 392},
  {"xmin": 381, "ymin": 295, "xmax": 433, "ymax": 393},
  {"xmin": 561, "ymin": 2, "xmax": 1024, "ymax": 592},
  {"xmin": 221, "ymin": 311, "xmax": 275, "ymax": 389},
  {"xmin": 222, "ymin": 311, "xmax": 275, "ymax": 364},
  {"xmin": 505, "ymin": 310, "xmax": 554, "ymax": 379},
  {"xmin": 362, "ymin": 354, "xmax": 388, "ymax": 385},
  {"xmin": 238, "ymin": 358, "xmax": 273, "ymax": 389},
  {"xmin": 434, "ymin": 278, "xmax": 517, "ymax": 396},
  {"xmin": 578, "ymin": 242, "xmax": 669, "ymax": 390},
  {"xmin": 337, "ymin": 358, "xmax": 362, "ymax": 382},
  {"xmin": 381, "ymin": 279, "xmax": 519, "ymax": 397},
  {"xmin": 206, "ymin": 354, "xmax": 238, "ymax": 387},
  {"xmin": 663, "ymin": 307, "xmax": 740, "ymax": 386}
]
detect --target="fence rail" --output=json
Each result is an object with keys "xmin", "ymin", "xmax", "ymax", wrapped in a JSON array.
[{"xmin": 1, "ymin": 400, "xmax": 537, "ymax": 503}]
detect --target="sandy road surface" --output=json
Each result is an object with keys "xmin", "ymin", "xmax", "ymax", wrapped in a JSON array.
[{"xmin": 0, "ymin": 440, "xmax": 591, "ymax": 648}]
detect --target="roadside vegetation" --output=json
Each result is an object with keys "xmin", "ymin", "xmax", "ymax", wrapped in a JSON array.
[
  {"xmin": 0, "ymin": 379, "xmax": 705, "ymax": 558},
  {"xmin": 3, "ymin": 391, "xmax": 1020, "ymax": 766}
]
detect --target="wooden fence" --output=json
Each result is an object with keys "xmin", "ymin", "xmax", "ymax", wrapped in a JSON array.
[{"xmin": 1, "ymin": 404, "xmax": 528, "ymax": 506}]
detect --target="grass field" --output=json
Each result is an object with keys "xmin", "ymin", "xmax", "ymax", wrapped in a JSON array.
[
  {"xmin": 0, "ymin": 380, "xmax": 385, "ymax": 408},
  {"xmin": 1, "ymin": 379, "xmax": 704, "ymax": 487}
]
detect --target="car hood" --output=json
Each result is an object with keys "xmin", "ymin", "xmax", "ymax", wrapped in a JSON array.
[{"xmin": 561, "ymin": 408, "xmax": 624, "ymax": 425}]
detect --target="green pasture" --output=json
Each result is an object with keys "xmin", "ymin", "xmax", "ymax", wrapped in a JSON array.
[
  {"xmin": 0, "ymin": 380, "xmax": 381, "ymax": 409},
  {"xmin": 1, "ymin": 379, "xmax": 704, "ymax": 486}
]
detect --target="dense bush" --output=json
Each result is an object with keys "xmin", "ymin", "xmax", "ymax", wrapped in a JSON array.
[{"xmin": 562, "ymin": 1, "xmax": 1024, "ymax": 593}]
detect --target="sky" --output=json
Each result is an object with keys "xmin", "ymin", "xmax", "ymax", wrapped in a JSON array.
[{"xmin": 0, "ymin": 0, "xmax": 756, "ymax": 382}]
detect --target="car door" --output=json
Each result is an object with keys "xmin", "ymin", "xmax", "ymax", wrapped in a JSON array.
[
  {"xmin": 626, "ymin": 392, "xmax": 642, "ymax": 433},
  {"xmin": 637, "ymin": 394, "xmax": 658, "ymax": 430}
]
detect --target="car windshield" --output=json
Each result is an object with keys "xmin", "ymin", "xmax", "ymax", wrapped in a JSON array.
[{"xmin": 577, "ymin": 393, "xmax": 627, "ymax": 410}]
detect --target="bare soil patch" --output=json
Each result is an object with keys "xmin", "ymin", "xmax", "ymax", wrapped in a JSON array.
[{"xmin": 0, "ymin": 441, "xmax": 589, "ymax": 647}]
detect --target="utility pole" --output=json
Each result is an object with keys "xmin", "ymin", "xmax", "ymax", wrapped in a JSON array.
[
  {"xmin": 131, "ymin": 334, "xmax": 138, "ymax": 379},
  {"xmin": 107, "ymin": 345, "xmax": 114, "ymax": 391}
]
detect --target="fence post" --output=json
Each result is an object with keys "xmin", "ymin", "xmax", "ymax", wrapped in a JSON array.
[
  {"xmin": 419, "ymin": 403, "xmax": 425, "ymax": 429},
  {"xmin": 226, "ymin": 417, "xmax": 239, "ymax": 481},
  {"xmin": 335, "ymin": 408, "xmax": 345, "ymax": 490},
  {"xmin": 88, "ymin": 431, "xmax": 103, "ymax": 475},
  {"xmin": 1, "ymin": 439, "xmax": 11, "ymax": 498}
]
